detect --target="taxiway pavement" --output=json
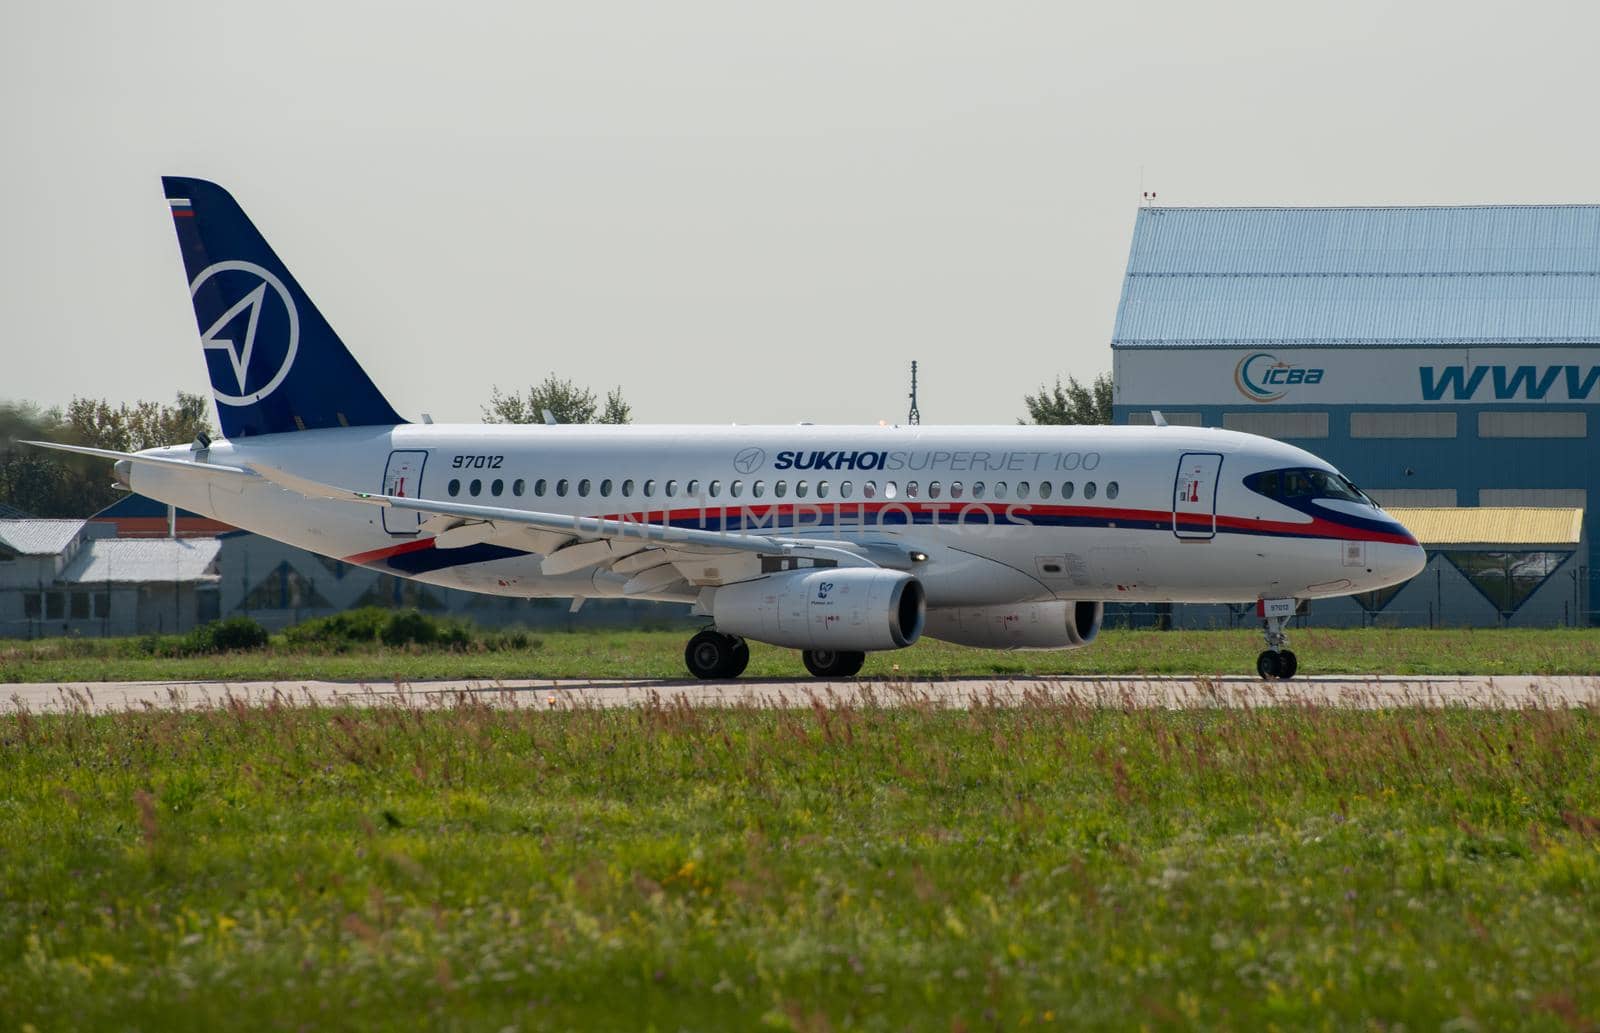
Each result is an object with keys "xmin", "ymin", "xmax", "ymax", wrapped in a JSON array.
[{"xmin": 3, "ymin": 674, "xmax": 1598, "ymax": 714}]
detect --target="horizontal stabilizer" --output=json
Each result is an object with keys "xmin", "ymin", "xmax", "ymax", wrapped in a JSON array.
[{"xmin": 20, "ymin": 440, "xmax": 254, "ymax": 477}]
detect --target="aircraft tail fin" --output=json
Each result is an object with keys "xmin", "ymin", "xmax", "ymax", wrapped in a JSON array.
[{"xmin": 161, "ymin": 177, "xmax": 406, "ymax": 438}]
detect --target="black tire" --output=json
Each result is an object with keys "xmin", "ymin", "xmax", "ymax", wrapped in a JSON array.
[
  {"xmin": 1256, "ymin": 650, "xmax": 1281, "ymax": 680},
  {"xmin": 685, "ymin": 630, "xmax": 743, "ymax": 680},
  {"xmin": 802, "ymin": 649, "xmax": 866, "ymax": 678},
  {"xmin": 1277, "ymin": 649, "xmax": 1298, "ymax": 680},
  {"xmin": 725, "ymin": 638, "xmax": 750, "ymax": 678}
]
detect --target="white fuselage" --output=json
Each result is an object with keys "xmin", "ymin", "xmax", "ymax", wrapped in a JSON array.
[{"xmin": 122, "ymin": 422, "xmax": 1425, "ymax": 611}]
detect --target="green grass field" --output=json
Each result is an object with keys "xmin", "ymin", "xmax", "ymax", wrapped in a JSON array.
[
  {"xmin": 3, "ymin": 697, "xmax": 1598, "ymax": 1029},
  {"xmin": 5, "ymin": 626, "xmax": 1600, "ymax": 683}
]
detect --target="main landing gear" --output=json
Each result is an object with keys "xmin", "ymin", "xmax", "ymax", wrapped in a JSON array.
[
  {"xmin": 1255, "ymin": 598, "xmax": 1299, "ymax": 681},
  {"xmin": 684, "ymin": 630, "xmax": 750, "ymax": 679},
  {"xmin": 801, "ymin": 649, "xmax": 865, "ymax": 679},
  {"xmin": 682, "ymin": 630, "xmax": 867, "ymax": 680}
]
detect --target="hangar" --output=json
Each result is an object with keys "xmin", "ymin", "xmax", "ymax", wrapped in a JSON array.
[{"xmin": 1111, "ymin": 204, "xmax": 1600, "ymax": 624}]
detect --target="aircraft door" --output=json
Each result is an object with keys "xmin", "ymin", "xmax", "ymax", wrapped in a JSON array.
[
  {"xmin": 1172, "ymin": 452, "xmax": 1223, "ymax": 540},
  {"xmin": 381, "ymin": 450, "xmax": 429, "ymax": 535}
]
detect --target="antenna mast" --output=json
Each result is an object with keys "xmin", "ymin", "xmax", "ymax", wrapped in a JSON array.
[{"xmin": 907, "ymin": 361, "xmax": 921, "ymax": 425}]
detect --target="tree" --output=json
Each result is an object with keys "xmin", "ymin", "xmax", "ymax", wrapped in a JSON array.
[
  {"xmin": 599, "ymin": 387, "xmax": 632, "ymax": 425},
  {"xmin": 482, "ymin": 376, "xmax": 633, "ymax": 424},
  {"xmin": 0, "ymin": 392, "xmax": 214, "ymax": 517},
  {"xmin": 1021, "ymin": 372, "xmax": 1113, "ymax": 426}
]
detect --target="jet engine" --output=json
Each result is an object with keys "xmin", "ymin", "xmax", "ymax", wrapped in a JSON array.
[
  {"xmin": 711, "ymin": 568, "xmax": 925, "ymax": 651},
  {"xmin": 923, "ymin": 600, "xmax": 1104, "ymax": 650}
]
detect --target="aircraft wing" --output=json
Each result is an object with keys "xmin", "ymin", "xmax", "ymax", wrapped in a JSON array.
[{"xmin": 246, "ymin": 463, "xmax": 921, "ymax": 594}]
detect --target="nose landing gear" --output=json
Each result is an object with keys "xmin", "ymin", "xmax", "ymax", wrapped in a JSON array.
[{"xmin": 1255, "ymin": 598, "xmax": 1299, "ymax": 680}]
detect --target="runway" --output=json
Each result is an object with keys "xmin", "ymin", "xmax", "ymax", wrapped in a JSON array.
[{"xmin": 3, "ymin": 674, "xmax": 1598, "ymax": 714}]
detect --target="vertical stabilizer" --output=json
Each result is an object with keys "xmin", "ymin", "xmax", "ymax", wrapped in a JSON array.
[{"xmin": 162, "ymin": 176, "xmax": 405, "ymax": 437}]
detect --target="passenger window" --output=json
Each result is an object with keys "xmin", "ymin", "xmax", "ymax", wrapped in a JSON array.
[
  {"xmin": 535, "ymin": 478, "xmax": 548, "ymax": 497},
  {"xmin": 840, "ymin": 480, "xmax": 852, "ymax": 498},
  {"xmin": 687, "ymin": 479, "xmax": 701, "ymax": 496},
  {"xmin": 448, "ymin": 479, "xmax": 461, "ymax": 497},
  {"xmin": 1038, "ymin": 481, "xmax": 1052, "ymax": 500},
  {"xmin": 709, "ymin": 480, "xmax": 722, "ymax": 497},
  {"xmin": 512, "ymin": 478, "xmax": 525, "ymax": 497},
  {"xmin": 578, "ymin": 478, "xmax": 591, "ymax": 497},
  {"xmin": 599, "ymin": 479, "xmax": 612, "ymax": 497},
  {"xmin": 971, "ymin": 481, "xmax": 985, "ymax": 498},
  {"xmin": 470, "ymin": 479, "xmax": 483, "ymax": 497},
  {"xmin": 664, "ymin": 479, "xmax": 677, "ymax": 498},
  {"xmin": 816, "ymin": 480, "xmax": 829, "ymax": 499},
  {"xmin": 951, "ymin": 481, "xmax": 963, "ymax": 500},
  {"xmin": 1061, "ymin": 481, "xmax": 1074, "ymax": 499},
  {"xmin": 863, "ymin": 481, "xmax": 877, "ymax": 499},
  {"xmin": 993, "ymin": 482, "xmax": 1007, "ymax": 499},
  {"xmin": 491, "ymin": 479, "xmax": 504, "ymax": 497},
  {"xmin": 731, "ymin": 480, "xmax": 743, "ymax": 498},
  {"xmin": 1106, "ymin": 481, "xmax": 1119, "ymax": 500},
  {"xmin": 621, "ymin": 479, "xmax": 634, "ymax": 496},
  {"xmin": 1084, "ymin": 482, "xmax": 1097, "ymax": 500},
  {"xmin": 642, "ymin": 479, "xmax": 655, "ymax": 498},
  {"xmin": 774, "ymin": 481, "xmax": 787, "ymax": 498},
  {"xmin": 1016, "ymin": 482, "xmax": 1030, "ymax": 500},
  {"xmin": 884, "ymin": 481, "xmax": 898, "ymax": 499},
  {"xmin": 796, "ymin": 480, "xmax": 809, "ymax": 498},
  {"xmin": 752, "ymin": 480, "xmax": 765, "ymax": 498},
  {"xmin": 906, "ymin": 481, "xmax": 919, "ymax": 499},
  {"xmin": 928, "ymin": 481, "xmax": 941, "ymax": 499}
]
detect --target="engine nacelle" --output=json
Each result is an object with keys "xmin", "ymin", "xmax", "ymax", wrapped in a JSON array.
[
  {"xmin": 923, "ymin": 600, "xmax": 1104, "ymax": 651},
  {"xmin": 711, "ymin": 568, "xmax": 925, "ymax": 651}
]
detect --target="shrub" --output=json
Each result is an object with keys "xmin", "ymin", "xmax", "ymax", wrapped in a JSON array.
[
  {"xmin": 180, "ymin": 616, "xmax": 269, "ymax": 655},
  {"xmin": 376, "ymin": 610, "xmax": 471, "ymax": 649},
  {"xmin": 282, "ymin": 608, "xmax": 391, "ymax": 649},
  {"xmin": 278, "ymin": 609, "xmax": 537, "ymax": 652}
]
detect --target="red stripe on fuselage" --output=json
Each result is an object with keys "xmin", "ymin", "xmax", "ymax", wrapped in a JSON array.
[{"xmin": 344, "ymin": 537, "xmax": 437, "ymax": 565}]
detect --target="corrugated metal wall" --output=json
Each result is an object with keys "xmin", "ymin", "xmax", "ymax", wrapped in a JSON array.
[{"xmin": 1115, "ymin": 205, "xmax": 1600, "ymax": 346}]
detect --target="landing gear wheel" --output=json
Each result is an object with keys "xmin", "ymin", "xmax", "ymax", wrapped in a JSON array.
[
  {"xmin": 726, "ymin": 638, "xmax": 750, "ymax": 678},
  {"xmin": 801, "ymin": 649, "xmax": 866, "ymax": 679},
  {"xmin": 1256, "ymin": 649, "xmax": 1299, "ymax": 681},
  {"xmin": 1255, "ymin": 598, "xmax": 1299, "ymax": 680},
  {"xmin": 685, "ymin": 630, "xmax": 747, "ymax": 680}
]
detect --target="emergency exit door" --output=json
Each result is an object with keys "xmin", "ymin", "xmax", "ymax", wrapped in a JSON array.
[
  {"xmin": 1172, "ymin": 452, "xmax": 1222, "ymax": 540},
  {"xmin": 381, "ymin": 450, "xmax": 428, "ymax": 535}
]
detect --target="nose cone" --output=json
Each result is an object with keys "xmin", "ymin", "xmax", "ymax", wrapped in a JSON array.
[
  {"xmin": 1375, "ymin": 540, "xmax": 1428, "ymax": 587},
  {"xmin": 1367, "ymin": 511, "xmax": 1427, "ymax": 589}
]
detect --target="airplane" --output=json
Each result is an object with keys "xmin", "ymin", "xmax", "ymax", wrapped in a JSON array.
[{"xmin": 27, "ymin": 178, "xmax": 1426, "ymax": 681}]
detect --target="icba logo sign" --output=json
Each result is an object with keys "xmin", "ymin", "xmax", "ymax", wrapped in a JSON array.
[{"xmin": 1234, "ymin": 352, "xmax": 1325, "ymax": 403}]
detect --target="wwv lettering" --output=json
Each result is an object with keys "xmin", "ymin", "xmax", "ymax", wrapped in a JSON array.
[{"xmin": 1420, "ymin": 365, "xmax": 1600, "ymax": 401}]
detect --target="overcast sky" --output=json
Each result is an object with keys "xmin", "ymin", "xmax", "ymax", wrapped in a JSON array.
[{"xmin": 4, "ymin": 0, "xmax": 1598, "ymax": 427}]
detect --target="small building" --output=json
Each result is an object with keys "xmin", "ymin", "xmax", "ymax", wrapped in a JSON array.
[
  {"xmin": 0, "ymin": 519, "xmax": 222, "ymax": 638},
  {"xmin": 1358, "ymin": 507, "xmax": 1588, "ymax": 627}
]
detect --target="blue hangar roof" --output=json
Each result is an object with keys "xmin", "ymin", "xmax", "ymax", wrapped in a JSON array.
[{"xmin": 1112, "ymin": 205, "xmax": 1600, "ymax": 348}]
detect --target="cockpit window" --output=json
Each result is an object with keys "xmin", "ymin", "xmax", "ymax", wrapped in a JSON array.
[{"xmin": 1246, "ymin": 468, "xmax": 1371, "ymax": 505}]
